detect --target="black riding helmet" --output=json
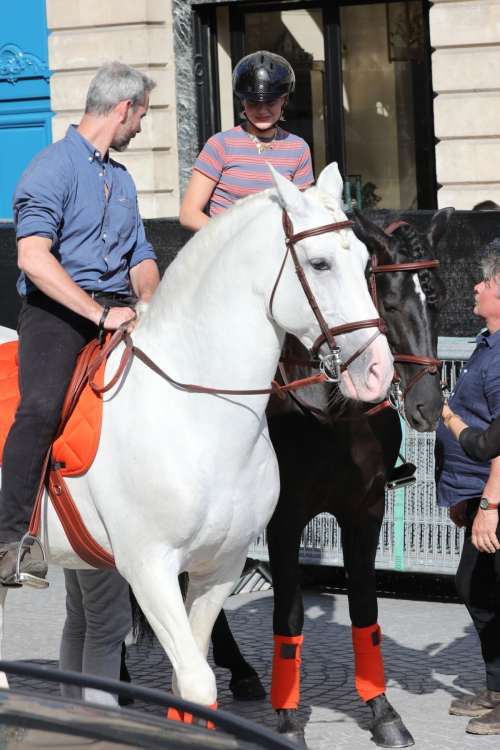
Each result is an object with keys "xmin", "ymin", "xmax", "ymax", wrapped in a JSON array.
[{"xmin": 232, "ymin": 51, "xmax": 295, "ymax": 101}]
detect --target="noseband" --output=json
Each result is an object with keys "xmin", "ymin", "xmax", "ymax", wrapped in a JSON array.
[{"xmin": 271, "ymin": 210, "xmax": 388, "ymax": 382}]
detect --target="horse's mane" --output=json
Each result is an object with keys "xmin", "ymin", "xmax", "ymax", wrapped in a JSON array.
[
  {"xmin": 138, "ymin": 183, "xmax": 352, "ymax": 328},
  {"xmin": 141, "ymin": 190, "xmax": 276, "ymax": 325},
  {"xmin": 392, "ymin": 224, "xmax": 438, "ymax": 309}
]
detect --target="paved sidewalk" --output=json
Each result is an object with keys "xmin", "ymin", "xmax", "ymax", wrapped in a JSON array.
[{"xmin": 2, "ymin": 566, "xmax": 498, "ymax": 749}]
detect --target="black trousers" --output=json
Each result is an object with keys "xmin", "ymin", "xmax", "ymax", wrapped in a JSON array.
[
  {"xmin": 455, "ymin": 497, "xmax": 500, "ymax": 691},
  {"xmin": 0, "ymin": 292, "xmax": 135, "ymax": 542}
]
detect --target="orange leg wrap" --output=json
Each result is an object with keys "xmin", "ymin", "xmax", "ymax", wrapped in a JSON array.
[
  {"xmin": 351, "ymin": 623, "xmax": 386, "ymax": 702},
  {"xmin": 270, "ymin": 634, "xmax": 303, "ymax": 710},
  {"xmin": 167, "ymin": 695, "xmax": 218, "ymax": 730}
]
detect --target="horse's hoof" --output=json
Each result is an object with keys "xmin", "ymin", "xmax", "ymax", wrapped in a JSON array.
[
  {"xmin": 229, "ymin": 674, "xmax": 266, "ymax": 701},
  {"xmin": 280, "ymin": 730, "xmax": 307, "ymax": 747},
  {"xmin": 371, "ymin": 718, "xmax": 415, "ymax": 748}
]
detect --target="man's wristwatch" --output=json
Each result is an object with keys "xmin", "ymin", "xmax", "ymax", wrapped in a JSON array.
[{"xmin": 480, "ymin": 497, "xmax": 500, "ymax": 511}]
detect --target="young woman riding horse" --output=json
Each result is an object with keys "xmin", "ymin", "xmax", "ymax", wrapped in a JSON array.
[{"xmin": 180, "ymin": 51, "xmax": 314, "ymax": 231}]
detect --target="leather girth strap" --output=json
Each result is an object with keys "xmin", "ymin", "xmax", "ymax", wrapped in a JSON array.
[{"xmin": 46, "ymin": 468, "xmax": 116, "ymax": 570}]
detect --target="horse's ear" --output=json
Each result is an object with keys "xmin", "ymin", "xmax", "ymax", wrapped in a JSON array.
[
  {"xmin": 315, "ymin": 162, "xmax": 344, "ymax": 205},
  {"xmin": 352, "ymin": 208, "xmax": 396, "ymax": 258},
  {"xmin": 268, "ymin": 164, "xmax": 308, "ymax": 217},
  {"xmin": 425, "ymin": 207, "xmax": 454, "ymax": 251}
]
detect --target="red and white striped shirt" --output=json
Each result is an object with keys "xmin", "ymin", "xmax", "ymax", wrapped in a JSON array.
[{"xmin": 194, "ymin": 124, "xmax": 314, "ymax": 216}]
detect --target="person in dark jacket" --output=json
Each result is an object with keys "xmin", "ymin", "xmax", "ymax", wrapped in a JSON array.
[{"xmin": 437, "ymin": 253, "xmax": 500, "ymax": 734}]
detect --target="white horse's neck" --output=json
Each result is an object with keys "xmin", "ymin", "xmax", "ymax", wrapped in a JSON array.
[{"xmin": 133, "ymin": 192, "xmax": 285, "ymax": 393}]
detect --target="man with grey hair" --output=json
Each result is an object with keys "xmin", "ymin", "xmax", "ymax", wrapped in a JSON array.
[
  {"xmin": 0, "ymin": 61, "xmax": 159, "ymax": 587},
  {"xmin": 435, "ymin": 254, "xmax": 500, "ymax": 734}
]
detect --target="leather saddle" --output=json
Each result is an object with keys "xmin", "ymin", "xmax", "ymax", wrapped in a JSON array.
[{"xmin": 0, "ymin": 337, "xmax": 116, "ymax": 570}]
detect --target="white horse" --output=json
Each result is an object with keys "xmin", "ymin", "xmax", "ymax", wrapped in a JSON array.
[{"xmin": 0, "ymin": 164, "xmax": 393, "ymax": 705}]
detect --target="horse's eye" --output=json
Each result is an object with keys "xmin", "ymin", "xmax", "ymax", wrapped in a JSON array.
[{"xmin": 311, "ymin": 260, "xmax": 330, "ymax": 271}]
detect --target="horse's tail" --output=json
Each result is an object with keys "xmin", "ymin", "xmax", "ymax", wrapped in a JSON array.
[{"xmin": 129, "ymin": 572, "xmax": 189, "ymax": 646}]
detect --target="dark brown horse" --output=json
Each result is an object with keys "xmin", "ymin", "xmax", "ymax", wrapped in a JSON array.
[
  {"xmin": 206, "ymin": 205, "xmax": 453, "ymax": 748},
  {"xmin": 130, "ymin": 202, "xmax": 453, "ymax": 748}
]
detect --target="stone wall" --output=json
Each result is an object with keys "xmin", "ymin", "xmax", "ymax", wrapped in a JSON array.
[
  {"xmin": 45, "ymin": 0, "xmax": 179, "ymax": 219},
  {"xmin": 0, "ymin": 212, "xmax": 497, "ymax": 337},
  {"xmin": 431, "ymin": 1, "xmax": 500, "ymax": 209}
]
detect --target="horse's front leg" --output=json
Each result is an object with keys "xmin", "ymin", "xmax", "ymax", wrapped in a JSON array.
[
  {"xmin": 182, "ymin": 551, "xmax": 256, "ymax": 714},
  {"xmin": 267, "ymin": 509, "xmax": 306, "ymax": 747},
  {"xmin": 211, "ymin": 607, "xmax": 266, "ymax": 700},
  {"xmin": 124, "ymin": 557, "xmax": 217, "ymax": 708},
  {"xmin": 341, "ymin": 505, "xmax": 415, "ymax": 748}
]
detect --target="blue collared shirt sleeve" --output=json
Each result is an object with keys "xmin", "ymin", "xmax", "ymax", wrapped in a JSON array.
[
  {"xmin": 483, "ymin": 347, "xmax": 500, "ymax": 419},
  {"xmin": 127, "ymin": 200, "xmax": 157, "ymax": 269},
  {"xmin": 13, "ymin": 156, "xmax": 69, "ymax": 244}
]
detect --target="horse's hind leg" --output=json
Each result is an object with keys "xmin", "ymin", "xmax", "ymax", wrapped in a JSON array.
[
  {"xmin": 341, "ymin": 508, "xmax": 415, "ymax": 748},
  {"xmin": 211, "ymin": 609, "xmax": 266, "ymax": 700},
  {"xmin": 125, "ymin": 561, "xmax": 217, "ymax": 706},
  {"xmin": 0, "ymin": 587, "xmax": 8, "ymax": 688}
]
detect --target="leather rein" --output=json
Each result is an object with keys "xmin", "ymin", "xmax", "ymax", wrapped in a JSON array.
[
  {"xmin": 89, "ymin": 208, "xmax": 381, "ymax": 400},
  {"xmin": 278, "ymin": 220, "xmax": 442, "ymax": 422}
]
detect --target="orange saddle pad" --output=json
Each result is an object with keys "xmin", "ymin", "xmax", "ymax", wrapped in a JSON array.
[{"xmin": 0, "ymin": 339, "xmax": 106, "ymax": 477}]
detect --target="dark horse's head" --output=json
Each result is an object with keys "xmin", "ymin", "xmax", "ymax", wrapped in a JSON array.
[{"xmin": 353, "ymin": 208, "xmax": 453, "ymax": 432}]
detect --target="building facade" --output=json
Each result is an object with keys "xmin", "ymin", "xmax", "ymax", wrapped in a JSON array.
[{"xmin": 0, "ymin": 1, "xmax": 497, "ymax": 218}]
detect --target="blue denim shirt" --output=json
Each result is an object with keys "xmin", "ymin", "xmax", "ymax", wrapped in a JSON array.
[
  {"xmin": 13, "ymin": 125, "xmax": 156, "ymax": 296},
  {"xmin": 435, "ymin": 328, "xmax": 500, "ymax": 507}
]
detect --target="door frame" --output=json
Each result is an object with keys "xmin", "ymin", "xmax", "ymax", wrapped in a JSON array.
[{"xmin": 191, "ymin": 0, "xmax": 437, "ymax": 209}]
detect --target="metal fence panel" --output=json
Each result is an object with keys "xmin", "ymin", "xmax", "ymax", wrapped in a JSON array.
[{"xmin": 249, "ymin": 337, "xmax": 478, "ymax": 575}]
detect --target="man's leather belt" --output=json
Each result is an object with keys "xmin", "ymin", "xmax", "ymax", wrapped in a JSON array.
[{"xmin": 85, "ymin": 291, "xmax": 131, "ymax": 300}]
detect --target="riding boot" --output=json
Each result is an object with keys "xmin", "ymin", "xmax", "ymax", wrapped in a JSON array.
[
  {"xmin": 467, "ymin": 703, "xmax": 500, "ymax": 734},
  {"xmin": 449, "ymin": 688, "xmax": 500, "ymax": 717},
  {"xmin": 0, "ymin": 543, "xmax": 48, "ymax": 586}
]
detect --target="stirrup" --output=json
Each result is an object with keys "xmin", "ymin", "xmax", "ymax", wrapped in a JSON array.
[
  {"xmin": 12, "ymin": 533, "xmax": 49, "ymax": 589},
  {"xmin": 385, "ymin": 454, "xmax": 416, "ymax": 492}
]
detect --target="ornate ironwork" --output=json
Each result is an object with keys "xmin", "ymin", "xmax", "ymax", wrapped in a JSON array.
[{"xmin": 0, "ymin": 43, "xmax": 49, "ymax": 84}]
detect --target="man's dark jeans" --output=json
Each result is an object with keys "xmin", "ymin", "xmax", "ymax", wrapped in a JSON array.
[
  {"xmin": 456, "ymin": 497, "xmax": 500, "ymax": 691},
  {"xmin": 0, "ymin": 292, "xmax": 135, "ymax": 543}
]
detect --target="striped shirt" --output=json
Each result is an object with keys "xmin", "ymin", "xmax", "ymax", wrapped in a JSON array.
[{"xmin": 194, "ymin": 124, "xmax": 314, "ymax": 216}]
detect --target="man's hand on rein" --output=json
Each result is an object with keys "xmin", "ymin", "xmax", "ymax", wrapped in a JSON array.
[{"xmin": 102, "ymin": 307, "xmax": 137, "ymax": 334}]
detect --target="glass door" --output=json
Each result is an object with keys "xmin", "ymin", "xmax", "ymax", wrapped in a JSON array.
[{"xmin": 340, "ymin": 1, "xmax": 434, "ymax": 209}]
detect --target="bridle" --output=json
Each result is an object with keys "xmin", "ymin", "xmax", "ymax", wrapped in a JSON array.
[
  {"xmin": 279, "ymin": 220, "xmax": 442, "ymax": 421},
  {"xmin": 89, "ymin": 208, "xmax": 386, "ymax": 399},
  {"xmin": 271, "ymin": 210, "xmax": 388, "ymax": 383},
  {"xmin": 370, "ymin": 221, "xmax": 441, "ymax": 412}
]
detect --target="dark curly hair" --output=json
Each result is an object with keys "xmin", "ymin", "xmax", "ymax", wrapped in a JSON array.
[{"xmin": 392, "ymin": 224, "xmax": 438, "ymax": 309}]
